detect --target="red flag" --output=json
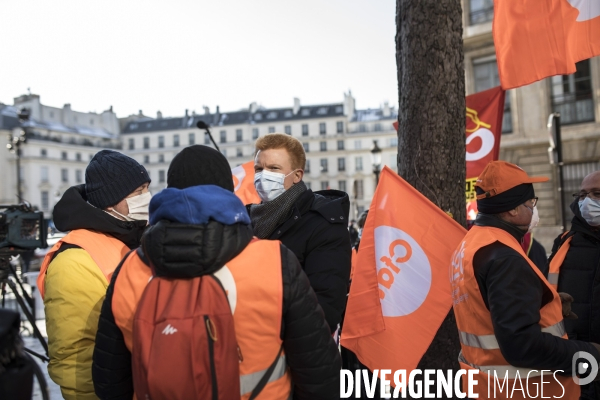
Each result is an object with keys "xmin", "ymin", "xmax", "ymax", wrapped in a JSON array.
[
  {"xmin": 232, "ymin": 161, "xmax": 261, "ymax": 205},
  {"xmin": 494, "ymin": 0, "xmax": 600, "ymax": 89},
  {"xmin": 341, "ymin": 166, "xmax": 466, "ymax": 372},
  {"xmin": 465, "ymin": 86, "xmax": 505, "ymax": 220}
]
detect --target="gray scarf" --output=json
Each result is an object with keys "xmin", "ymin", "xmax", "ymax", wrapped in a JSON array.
[{"xmin": 250, "ymin": 181, "xmax": 307, "ymax": 239}]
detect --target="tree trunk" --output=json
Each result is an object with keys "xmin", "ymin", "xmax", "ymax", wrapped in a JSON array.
[{"xmin": 396, "ymin": 0, "xmax": 465, "ymax": 398}]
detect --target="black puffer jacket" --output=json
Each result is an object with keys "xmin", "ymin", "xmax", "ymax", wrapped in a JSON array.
[
  {"xmin": 250, "ymin": 189, "xmax": 352, "ymax": 333},
  {"xmin": 92, "ymin": 220, "xmax": 341, "ymax": 400}
]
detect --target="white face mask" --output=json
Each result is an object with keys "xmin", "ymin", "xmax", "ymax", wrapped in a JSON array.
[
  {"xmin": 527, "ymin": 205, "xmax": 539, "ymax": 233},
  {"xmin": 111, "ymin": 191, "xmax": 152, "ymax": 221},
  {"xmin": 579, "ymin": 197, "xmax": 600, "ymax": 226},
  {"xmin": 254, "ymin": 170, "xmax": 296, "ymax": 202}
]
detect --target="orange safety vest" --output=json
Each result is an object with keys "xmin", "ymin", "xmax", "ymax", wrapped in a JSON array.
[
  {"xmin": 37, "ymin": 229, "xmax": 130, "ymax": 299},
  {"xmin": 451, "ymin": 225, "xmax": 580, "ymax": 399},
  {"xmin": 112, "ymin": 239, "xmax": 292, "ymax": 400},
  {"xmin": 548, "ymin": 232, "xmax": 574, "ymax": 291}
]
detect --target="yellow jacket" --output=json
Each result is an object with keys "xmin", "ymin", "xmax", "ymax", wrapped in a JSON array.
[{"xmin": 43, "ymin": 248, "xmax": 109, "ymax": 400}]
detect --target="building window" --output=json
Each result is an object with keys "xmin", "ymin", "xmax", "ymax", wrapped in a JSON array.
[
  {"xmin": 76, "ymin": 152, "xmax": 81, "ymax": 161},
  {"xmin": 374, "ymin": 123, "xmax": 382, "ymax": 132},
  {"xmin": 390, "ymin": 137, "xmax": 398, "ymax": 147},
  {"xmin": 551, "ymin": 60, "xmax": 594, "ymax": 125},
  {"xmin": 338, "ymin": 157, "xmax": 346, "ymax": 172},
  {"xmin": 470, "ymin": 0, "xmax": 494, "ymax": 25},
  {"xmin": 321, "ymin": 181, "xmax": 329, "ymax": 191},
  {"xmin": 144, "ymin": 155, "xmax": 150, "ymax": 164},
  {"xmin": 40, "ymin": 166, "xmax": 48, "ymax": 183},
  {"xmin": 473, "ymin": 59, "xmax": 512, "ymax": 133},
  {"xmin": 302, "ymin": 124, "xmax": 309, "ymax": 136},
  {"xmin": 189, "ymin": 132, "xmax": 195, "ymax": 145},
  {"xmin": 204, "ymin": 133, "xmax": 210, "ymax": 145},
  {"xmin": 320, "ymin": 141, "xmax": 327, "ymax": 152},
  {"xmin": 159, "ymin": 170, "xmax": 165, "ymax": 183},
  {"xmin": 159, "ymin": 154, "xmax": 164, "ymax": 163},
  {"xmin": 303, "ymin": 143, "xmax": 309, "ymax": 153},
  {"xmin": 354, "ymin": 140, "xmax": 362, "ymax": 150},
  {"xmin": 252, "ymin": 128, "xmax": 259, "ymax": 140},
  {"xmin": 336, "ymin": 121, "xmax": 344, "ymax": 133},
  {"xmin": 61, "ymin": 151, "xmax": 67, "ymax": 160},
  {"xmin": 129, "ymin": 138, "xmax": 135, "ymax": 150},
  {"xmin": 337, "ymin": 140, "xmax": 344, "ymax": 150},
  {"xmin": 173, "ymin": 134, "xmax": 180, "ymax": 147},
  {"xmin": 143, "ymin": 137, "xmax": 150, "ymax": 149},
  {"xmin": 305, "ymin": 160, "xmax": 311, "ymax": 173},
  {"xmin": 358, "ymin": 124, "xmax": 366, "ymax": 133},
  {"xmin": 268, "ymin": 127, "xmax": 275, "ymax": 133},
  {"xmin": 41, "ymin": 191, "xmax": 49, "ymax": 210},
  {"xmin": 355, "ymin": 179, "xmax": 364, "ymax": 199},
  {"xmin": 158, "ymin": 136, "xmax": 165, "ymax": 148},
  {"xmin": 220, "ymin": 130, "xmax": 227, "ymax": 143},
  {"xmin": 339, "ymin": 180, "xmax": 347, "ymax": 192},
  {"xmin": 236, "ymin": 129, "xmax": 243, "ymax": 142},
  {"xmin": 40, "ymin": 149, "xmax": 47, "ymax": 157},
  {"xmin": 320, "ymin": 158, "xmax": 328, "ymax": 172},
  {"xmin": 284, "ymin": 125, "xmax": 291, "ymax": 135},
  {"xmin": 236, "ymin": 148, "xmax": 243, "ymax": 157},
  {"xmin": 76, "ymin": 170, "xmax": 82, "ymax": 183},
  {"xmin": 61, "ymin": 168, "xmax": 68, "ymax": 183},
  {"xmin": 356, "ymin": 157, "xmax": 363, "ymax": 171},
  {"xmin": 319, "ymin": 123, "xmax": 326, "ymax": 135}
]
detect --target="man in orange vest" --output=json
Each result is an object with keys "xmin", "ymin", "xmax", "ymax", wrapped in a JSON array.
[
  {"xmin": 451, "ymin": 161, "xmax": 600, "ymax": 399},
  {"xmin": 92, "ymin": 145, "xmax": 341, "ymax": 400},
  {"xmin": 38, "ymin": 150, "xmax": 151, "ymax": 400}
]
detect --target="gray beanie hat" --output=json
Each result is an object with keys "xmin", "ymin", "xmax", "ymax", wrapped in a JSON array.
[{"xmin": 85, "ymin": 150, "xmax": 150, "ymax": 209}]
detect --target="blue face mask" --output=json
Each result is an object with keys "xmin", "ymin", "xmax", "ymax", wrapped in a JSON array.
[
  {"xmin": 254, "ymin": 170, "xmax": 296, "ymax": 202},
  {"xmin": 579, "ymin": 197, "xmax": 600, "ymax": 226}
]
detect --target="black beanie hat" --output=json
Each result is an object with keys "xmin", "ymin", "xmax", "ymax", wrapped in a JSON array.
[
  {"xmin": 476, "ymin": 183, "xmax": 535, "ymax": 214},
  {"xmin": 167, "ymin": 145, "xmax": 234, "ymax": 191},
  {"xmin": 85, "ymin": 150, "xmax": 150, "ymax": 209}
]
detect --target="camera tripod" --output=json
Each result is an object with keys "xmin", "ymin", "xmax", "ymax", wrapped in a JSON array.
[{"xmin": 0, "ymin": 252, "xmax": 50, "ymax": 400}]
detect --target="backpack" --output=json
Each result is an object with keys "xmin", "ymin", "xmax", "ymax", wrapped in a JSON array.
[{"xmin": 132, "ymin": 273, "xmax": 240, "ymax": 400}]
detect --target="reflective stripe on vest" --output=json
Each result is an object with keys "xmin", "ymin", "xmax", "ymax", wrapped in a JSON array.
[
  {"xmin": 458, "ymin": 321, "xmax": 566, "ymax": 350},
  {"xmin": 548, "ymin": 235, "xmax": 573, "ymax": 290},
  {"xmin": 37, "ymin": 229, "xmax": 129, "ymax": 299},
  {"xmin": 240, "ymin": 355, "xmax": 286, "ymax": 396}
]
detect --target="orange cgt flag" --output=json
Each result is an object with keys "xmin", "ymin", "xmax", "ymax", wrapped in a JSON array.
[
  {"xmin": 232, "ymin": 161, "xmax": 261, "ymax": 205},
  {"xmin": 494, "ymin": 0, "xmax": 600, "ymax": 89},
  {"xmin": 341, "ymin": 166, "xmax": 467, "ymax": 372}
]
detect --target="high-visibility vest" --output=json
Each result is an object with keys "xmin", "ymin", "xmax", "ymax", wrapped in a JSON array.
[
  {"xmin": 37, "ymin": 229, "xmax": 130, "ymax": 299},
  {"xmin": 548, "ymin": 232, "xmax": 574, "ymax": 291},
  {"xmin": 112, "ymin": 239, "xmax": 292, "ymax": 400},
  {"xmin": 451, "ymin": 225, "xmax": 580, "ymax": 399}
]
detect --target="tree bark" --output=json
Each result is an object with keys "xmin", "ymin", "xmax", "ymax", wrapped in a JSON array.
[{"xmin": 396, "ymin": 0, "xmax": 465, "ymax": 398}]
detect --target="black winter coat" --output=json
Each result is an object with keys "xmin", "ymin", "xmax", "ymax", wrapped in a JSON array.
[
  {"xmin": 251, "ymin": 189, "xmax": 352, "ymax": 333},
  {"xmin": 550, "ymin": 200, "xmax": 600, "ymax": 398},
  {"xmin": 92, "ymin": 220, "xmax": 341, "ymax": 400}
]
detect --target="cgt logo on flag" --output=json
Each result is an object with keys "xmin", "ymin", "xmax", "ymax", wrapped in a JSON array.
[{"xmin": 376, "ymin": 226, "xmax": 431, "ymax": 317}]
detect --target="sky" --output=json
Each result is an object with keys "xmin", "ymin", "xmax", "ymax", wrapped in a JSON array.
[{"xmin": 0, "ymin": 1, "xmax": 398, "ymax": 119}]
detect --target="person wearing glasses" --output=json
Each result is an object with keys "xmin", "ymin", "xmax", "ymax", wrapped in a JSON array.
[
  {"xmin": 549, "ymin": 170, "xmax": 600, "ymax": 399},
  {"xmin": 450, "ymin": 161, "xmax": 600, "ymax": 398}
]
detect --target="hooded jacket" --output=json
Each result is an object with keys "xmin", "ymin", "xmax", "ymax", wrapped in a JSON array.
[
  {"xmin": 550, "ymin": 200, "xmax": 600, "ymax": 398},
  {"xmin": 42, "ymin": 185, "xmax": 146, "ymax": 400},
  {"xmin": 92, "ymin": 186, "xmax": 341, "ymax": 400},
  {"xmin": 249, "ymin": 189, "xmax": 352, "ymax": 332},
  {"xmin": 472, "ymin": 213, "xmax": 599, "ymax": 374}
]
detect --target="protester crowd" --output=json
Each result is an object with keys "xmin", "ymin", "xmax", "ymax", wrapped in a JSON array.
[{"xmin": 29, "ymin": 132, "xmax": 600, "ymax": 399}]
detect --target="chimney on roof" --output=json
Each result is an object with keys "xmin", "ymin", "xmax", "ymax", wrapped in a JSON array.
[
  {"xmin": 157, "ymin": 111, "xmax": 163, "ymax": 119},
  {"xmin": 343, "ymin": 91, "xmax": 355, "ymax": 121},
  {"xmin": 249, "ymin": 102, "xmax": 258, "ymax": 114},
  {"xmin": 216, "ymin": 106, "xmax": 220, "ymax": 114},
  {"xmin": 382, "ymin": 102, "xmax": 391, "ymax": 117},
  {"xmin": 293, "ymin": 98, "xmax": 301, "ymax": 115},
  {"xmin": 203, "ymin": 106, "xmax": 210, "ymax": 115},
  {"xmin": 185, "ymin": 109, "xmax": 189, "ymax": 117},
  {"xmin": 138, "ymin": 110, "xmax": 143, "ymax": 116}
]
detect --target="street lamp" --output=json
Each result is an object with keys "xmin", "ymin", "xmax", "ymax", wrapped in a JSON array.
[
  {"xmin": 6, "ymin": 108, "xmax": 30, "ymax": 201},
  {"xmin": 548, "ymin": 112, "xmax": 566, "ymax": 233},
  {"xmin": 371, "ymin": 140, "xmax": 382, "ymax": 186}
]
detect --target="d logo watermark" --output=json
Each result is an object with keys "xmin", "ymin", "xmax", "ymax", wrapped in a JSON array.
[{"xmin": 572, "ymin": 351, "xmax": 599, "ymax": 385}]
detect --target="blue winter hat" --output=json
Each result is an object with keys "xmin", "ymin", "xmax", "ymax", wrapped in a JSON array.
[
  {"xmin": 85, "ymin": 150, "xmax": 150, "ymax": 209},
  {"xmin": 149, "ymin": 185, "xmax": 250, "ymax": 226}
]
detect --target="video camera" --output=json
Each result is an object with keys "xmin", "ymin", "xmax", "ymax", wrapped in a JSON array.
[{"xmin": 0, "ymin": 203, "xmax": 47, "ymax": 259}]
